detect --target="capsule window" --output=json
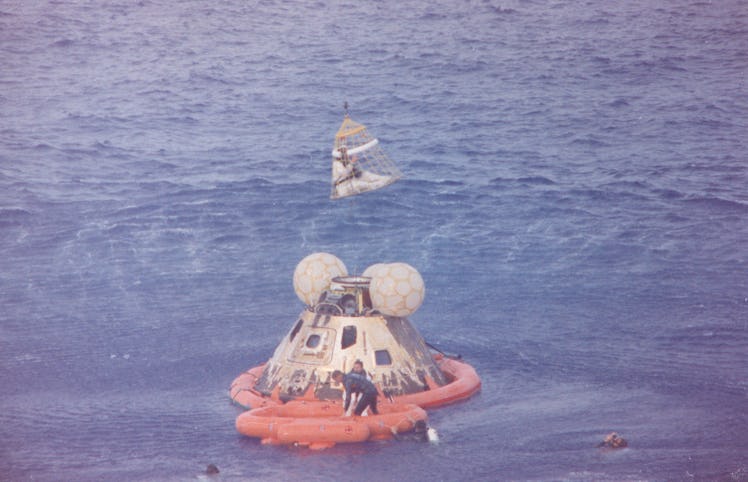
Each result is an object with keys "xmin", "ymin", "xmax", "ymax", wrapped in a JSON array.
[
  {"xmin": 289, "ymin": 319, "xmax": 303, "ymax": 342},
  {"xmin": 375, "ymin": 349, "xmax": 392, "ymax": 366},
  {"xmin": 306, "ymin": 334, "xmax": 321, "ymax": 349},
  {"xmin": 341, "ymin": 326, "xmax": 357, "ymax": 349}
]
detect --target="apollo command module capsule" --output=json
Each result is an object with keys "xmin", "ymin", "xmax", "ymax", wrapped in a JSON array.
[{"xmin": 229, "ymin": 252, "xmax": 481, "ymax": 449}]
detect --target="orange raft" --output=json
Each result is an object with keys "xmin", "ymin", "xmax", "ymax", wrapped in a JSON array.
[
  {"xmin": 230, "ymin": 353, "xmax": 481, "ymax": 411},
  {"xmin": 235, "ymin": 400, "xmax": 428, "ymax": 450}
]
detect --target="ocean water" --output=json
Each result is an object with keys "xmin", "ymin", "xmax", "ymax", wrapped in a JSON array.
[{"xmin": 1, "ymin": 0, "xmax": 747, "ymax": 480}]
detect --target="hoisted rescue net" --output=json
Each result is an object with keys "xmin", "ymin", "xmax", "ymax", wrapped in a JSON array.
[{"xmin": 330, "ymin": 115, "xmax": 403, "ymax": 200}]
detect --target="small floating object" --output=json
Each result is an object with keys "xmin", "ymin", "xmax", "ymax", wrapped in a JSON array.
[
  {"xmin": 230, "ymin": 252, "xmax": 481, "ymax": 448},
  {"xmin": 597, "ymin": 432, "xmax": 628, "ymax": 449},
  {"xmin": 329, "ymin": 105, "xmax": 402, "ymax": 200}
]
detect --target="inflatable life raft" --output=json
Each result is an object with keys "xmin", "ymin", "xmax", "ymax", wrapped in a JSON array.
[
  {"xmin": 235, "ymin": 400, "xmax": 427, "ymax": 450},
  {"xmin": 230, "ymin": 353, "xmax": 481, "ymax": 411}
]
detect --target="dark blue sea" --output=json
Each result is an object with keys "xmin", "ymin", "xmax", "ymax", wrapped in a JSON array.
[{"xmin": 1, "ymin": 1, "xmax": 747, "ymax": 480}]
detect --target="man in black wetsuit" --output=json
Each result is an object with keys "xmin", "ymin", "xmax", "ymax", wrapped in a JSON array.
[
  {"xmin": 332, "ymin": 370, "xmax": 379, "ymax": 416},
  {"xmin": 349, "ymin": 359, "xmax": 369, "ymax": 378},
  {"xmin": 347, "ymin": 360, "xmax": 369, "ymax": 408}
]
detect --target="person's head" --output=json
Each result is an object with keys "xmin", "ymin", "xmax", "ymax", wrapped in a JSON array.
[
  {"xmin": 414, "ymin": 420, "xmax": 427, "ymax": 433},
  {"xmin": 332, "ymin": 370, "xmax": 344, "ymax": 383},
  {"xmin": 352, "ymin": 360, "xmax": 364, "ymax": 373}
]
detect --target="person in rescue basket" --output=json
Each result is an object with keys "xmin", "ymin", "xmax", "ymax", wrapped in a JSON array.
[{"xmin": 332, "ymin": 370, "xmax": 379, "ymax": 416}]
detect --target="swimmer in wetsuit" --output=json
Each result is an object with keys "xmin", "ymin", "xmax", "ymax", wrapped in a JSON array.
[
  {"xmin": 332, "ymin": 370, "xmax": 379, "ymax": 416},
  {"xmin": 598, "ymin": 432, "xmax": 628, "ymax": 449}
]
